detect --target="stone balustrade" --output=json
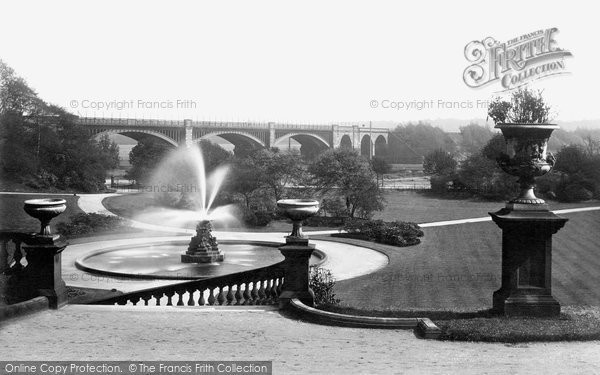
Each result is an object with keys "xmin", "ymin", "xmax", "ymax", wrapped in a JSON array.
[
  {"xmin": 95, "ymin": 263, "xmax": 285, "ymax": 306},
  {"xmin": 0, "ymin": 231, "xmax": 68, "ymax": 308}
]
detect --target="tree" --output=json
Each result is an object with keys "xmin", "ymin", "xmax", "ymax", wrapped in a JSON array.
[
  {"xmin": 423, "ymin": 149, "xmax": 457, "ymax": 176},
  {"xmin": 553, "ymin": 144, "xmax": 600, "ymax": 201},
  {"xmin": 127, "ymin": 137, "xmax": 172, "ymax": 184},
  {"xmin": 371, "ymin": 156, "xmax": 391, "ymax": 187},
  {"xmin": 197, "ymin": 139, "xmax": 232, "ymax": 173},
  {"xmin": 245, "ymin": 148, "xmax": 305, "ymax": 201},
  {"xmin": 388, "ymin": 122, "xmax": 457, "ymax": 163},
  {"xmin": 224, "ymin": 148, "xmax": 305, "ymax": 225},
  {"xmin": 309, "ymin": 149, "xmax": 384, "ymax": 218},
  {"xmin": 459, "ymin": 123, "xmax": 493, "ymax": 155},
  {"xmin": 456, "ymin": 135, "xmax": 518, "ymax": 200},
  {"xmin": 0, "ymin": 60, "xmax": 120, "ymax": 192}
]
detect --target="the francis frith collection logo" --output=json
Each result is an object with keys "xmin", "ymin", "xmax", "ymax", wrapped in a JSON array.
[{"xmin": 463, "ymin": 27, "xmax": 572, "ymax": 91}]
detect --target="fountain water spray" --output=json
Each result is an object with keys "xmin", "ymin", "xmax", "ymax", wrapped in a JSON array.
[{"xmin": 140, "ymin": 144, "xmax": 232, "ymax": 263}]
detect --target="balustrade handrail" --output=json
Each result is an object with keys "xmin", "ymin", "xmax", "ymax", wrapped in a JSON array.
[
  {"xmin": 0, "ymin": 231, "xmax": 34, "ymax": 242},
  {"xmin": 93, "ymin": 260, "xmax": 285, "ymax": 306}
]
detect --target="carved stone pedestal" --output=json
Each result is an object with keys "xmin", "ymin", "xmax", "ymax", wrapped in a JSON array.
[
  {"xmin": 490, "ymin": 207, "xmax": 567, "ymax": 317},
  {"xmin": 278, "ymin": 237, "xmax": 315, "ymax": 308},
  {"xmin": 18, "ymin": 235, "xmax": 68, "ymax": 309}
]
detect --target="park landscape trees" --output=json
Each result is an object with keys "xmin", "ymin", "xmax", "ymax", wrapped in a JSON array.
[{"xmin": 0, "ymin": 60, "xmax": 119, "ymax": 192}]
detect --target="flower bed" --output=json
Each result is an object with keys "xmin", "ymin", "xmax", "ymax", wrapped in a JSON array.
[{"xmin": 340, "ymin": 218, "xmax": 424, "ymax": 247}]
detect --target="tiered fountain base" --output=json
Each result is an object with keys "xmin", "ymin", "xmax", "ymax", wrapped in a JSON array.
[{"xmin": 181, "ymin": 220, "xmax": 224, "ymax": 263}]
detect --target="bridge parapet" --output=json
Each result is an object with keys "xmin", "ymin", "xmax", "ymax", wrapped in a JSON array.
[{"xmin": 76, "ymin": 117, "xmax": 184, "ymax": 127}]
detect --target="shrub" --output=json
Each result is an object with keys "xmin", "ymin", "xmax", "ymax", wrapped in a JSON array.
[
  {"xmin": 56, "ymin": 213, "xmax": 127, "ymax": 236},
  {"xmin": 343, "ymin": 218, "xmax": 424, "ymax": 247},
  {"xmin": 241, "ymin": 207, "xmax": 275, "ymax": 227},
  {"xmin": 310, "ymin": 267, "xmax": 340, "ymax": 306}
]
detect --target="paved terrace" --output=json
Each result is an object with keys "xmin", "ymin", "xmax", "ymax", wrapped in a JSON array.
[{"xmin": 1, "ymin": 305, "xmax": 599, "ymax": 374}]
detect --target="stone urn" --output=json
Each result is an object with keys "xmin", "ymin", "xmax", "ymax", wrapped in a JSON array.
[
  {"xmin": 276, "ymin": 198, "xmax": 320, "ymax": 307},
  {"xmin": 23, "ymin": 198, "xmax": 67, "ymax": 236},
  {"xmin": 495, "ymin": 123, "xmax": 559, "ymax": 207},
  {"xmin": 276, "ymin": 199, "xmax": 320, "ymax": 239}
]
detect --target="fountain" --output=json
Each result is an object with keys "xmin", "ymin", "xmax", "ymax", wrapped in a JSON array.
[
  {"xmin": 75, "ymin": 146, "xmax": 324, "ymax": 280},
  {"xmin": 143, "ymin": 144, "xmax": 231, "ymax": 263},
  {"xmin": 181, "ymin": 219, "xmax": 224, "ymax": 263}
]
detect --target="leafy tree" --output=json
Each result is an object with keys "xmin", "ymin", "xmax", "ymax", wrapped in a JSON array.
[
  {"xmin": 309, "ymin": 148, "xmax": 384, "ymax": 218},
  {"xmin": 459, "ymin": 123, "xmax": 493, "ymax": 155},
  {"xmin": 481, "ymin": 134, "xmax": 506, "ymax": 160},
  {"xmin": 0, "ymin": 60, "xmax": 119, "ymax": 192},
  {"xmin": 197, "ymin": 139, "xmax": 232, "ymax": 172},
  {"xmin": 423, "ymin": 149, "xmax": 457, "ymax": 176},
  {"xmin": 457, "ymin": 135, "xmax": 518, "ymax": 199},
  {"xmin": 388, "ymin": 122, "xmax": 456, "ymax": 163},
  {"xmin": 553, "ymin": 144, "xmax": 600, "ymax": 201},
  {"xmin": 224, "ymin": 148, "xmax": 305, "ymax": 226},
  {"xmin": 245, "ymin": 148, "xmax": 305, "ymax": 201},
  {"xmin": 127, "ymin": 137, "xmax": 172, "ymax": 184}
]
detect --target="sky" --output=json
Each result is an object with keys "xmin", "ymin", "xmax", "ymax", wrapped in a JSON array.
[{"xmin": 0, "ymin": 0, "xmax": 598, "ymax": 129}]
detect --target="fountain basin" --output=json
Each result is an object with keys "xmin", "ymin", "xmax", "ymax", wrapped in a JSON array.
[{"xmin": 76, "ymin": 240, "xmax": 325, "ymax": 280}]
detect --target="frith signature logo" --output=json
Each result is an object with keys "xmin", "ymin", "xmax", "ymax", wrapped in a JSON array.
[{"xmin": 463, "ymin": 28, "xmax": 573, "ymax": 91}]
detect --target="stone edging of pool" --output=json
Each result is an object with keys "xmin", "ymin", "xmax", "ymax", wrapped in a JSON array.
[
  {"xmin": 286, "ymin": 298, "xmax": 442, "ymax": 339},
  {"xmin": 74, "ymin": 239, "xmax": 327, "ymax": 280}
]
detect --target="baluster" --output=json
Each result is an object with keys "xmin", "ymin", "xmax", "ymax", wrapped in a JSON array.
[
  {"xmin": 166, "ymin": 291, "xmax": 175, "ymax": 306},
  {"xmin": 226, "ymin": 285, "xmax": 234, "ymax": 305},
  {"xmin": 217, "ymin": 287, "xmax": 226, "ymax": 305},
  {"xmin": 265, "ymin": 279, "xmax": 274, "ymax": 304},
  {"xmin": 242, "ymin": 283, "xmax": 251, "ymax": 305},
  {"xmin": 0, "ymin": 240, "xmax": 8, "ymax": 273},
  {"xmin": 234, "ymin": 284, "xmax": 243, "ymax": 305},
  {"xmin": 207, "ymin": 288, "xmax": 216, "ymax": 305},
  {"xmin": 12, "ymin": 241, "xmax": 23, "ymax": 271},
  {"xmin": 270, "ymin": 279, "xmax": 278, "ymax": 302},
  {"xmin": 257, "ymin": 280, "xmax": 267, "ymax": 305},
  {"xmin": 277, "ymin": 277, "xmax": 284, "ymax": 296},
  {"xmin": 176, "ymin": 290, "xmax": 185, "ymax": 306},
  {"xmin": 187, "ymin": 290, "xmax": 196, "ymax": 306},
  {"xmin": 199, "ymin": 288, "xmax": 206, "ymax": 306},
  {"xmin": 250, "ymin": 281, "xmax": 259, "ymax": 305},
  {"xmin": 142, "ymin": 296, "xmax": 150, "ymax": 306}
]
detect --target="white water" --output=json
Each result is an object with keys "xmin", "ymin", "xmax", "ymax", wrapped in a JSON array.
[{"xmin": 133, "ymin": 145, "xmax": 237, "ymax": 227}]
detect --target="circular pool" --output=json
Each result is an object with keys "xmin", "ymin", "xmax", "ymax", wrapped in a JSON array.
[{"xmin": 76, "ymin": 240, "xmax": 324, "ymax": 280}]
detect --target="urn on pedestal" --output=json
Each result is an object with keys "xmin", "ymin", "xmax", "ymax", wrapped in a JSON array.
[
  {"xmin": 276, "ymin": 199, "xmax": 320, "ymax": 307},
  {"xmin": 487, "ymin": 88, "xmax": 567, "ymax": 317}
]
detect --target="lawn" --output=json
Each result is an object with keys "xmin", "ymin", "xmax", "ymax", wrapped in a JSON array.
[
  {"xmin": 374, "ymin": 190, "xmax": 598, "ymax": 223},
  {"xmin": 315, "ymin": 209, "xmax": 600, "ymax": 310}
]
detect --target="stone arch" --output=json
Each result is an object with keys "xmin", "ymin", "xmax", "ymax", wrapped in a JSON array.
[
  {"xmin": 93, "ymin": 129, "xmax": 178, "ymax": 147},
  {"xmin": 198, "ymin": 131, "xmax": 266, "ymax": 157},
  {"xmin": 339, "ymin": 134, "xmax": 353, "ymax": 149},
  {"xmin": 374, "ymin": 135, "xmax": 388, "ymax": 157},
  {"xmin": 274, "ymin": 133, "xmax": 331, "ymax": 159},
  {"xmin": 360, "ymin": 135, "xmax": 372, "ymax": 158}
]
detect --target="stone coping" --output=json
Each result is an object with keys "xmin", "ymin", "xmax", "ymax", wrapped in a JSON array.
[
  {"xmin": 286, "ymin": 298, "xmax": 441, "ymax": 339},
  {"xmin": 0, "ymin": 297, "xmax": 49, "ymax": 322}
]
